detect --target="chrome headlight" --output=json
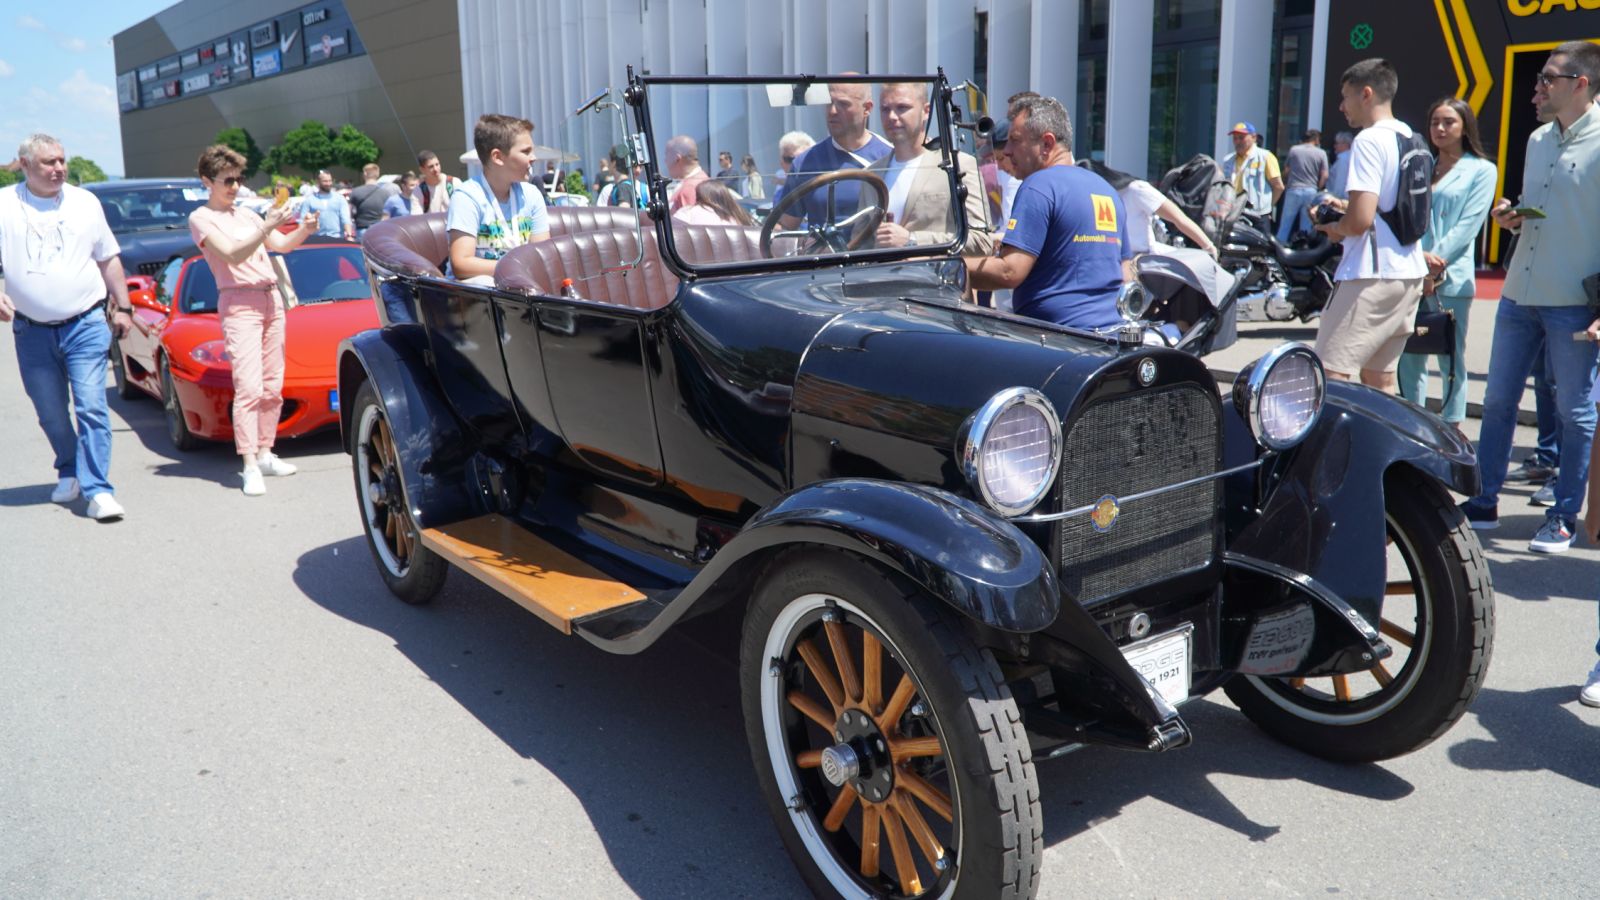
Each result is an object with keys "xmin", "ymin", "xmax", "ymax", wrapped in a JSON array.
[
  {"xmin": 959, "ymin": 388, "xmax": 1062, "ymax": 517},
  {"xmin": 1233, "ymin": 343, "xmax": 1324, "ymax": 451}
]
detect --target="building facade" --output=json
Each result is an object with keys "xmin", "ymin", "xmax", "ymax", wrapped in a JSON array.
[{"xmin": 114, "ymin": 0, "xmax": 463, "ymax": 181}]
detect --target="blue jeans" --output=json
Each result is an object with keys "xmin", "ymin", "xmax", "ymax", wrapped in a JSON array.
[
  {"xmin": 1531, "ymin": 342, "xmax": 1560, "ymax": 466},
  {"xmin": 12, "ymin": 311, "xmax": 116, "ymax": 499},
  {"xmin": 1277, "ymin": 187, "xmax": 1319, "ymax": 243},
  {"xmin": 1471, "ymin": 300, "xmax": 1599, "ymax": 522},
  {"xmin": 1397, "ymin": 294, "xmax": 1473, "ymax": 423}
]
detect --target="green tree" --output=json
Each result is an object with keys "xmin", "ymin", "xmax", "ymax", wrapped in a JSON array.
[
  {"xmin": 215, "ymin": 127, "xmax": 264, "ymax": 178},
  {"xmin": 0, "ymin": 168, "xmax": 21, "ymax": 187},
  {"xmin": 261, "ymin": 145, "xmax": 284, "ymax": 176},
  {"xmin": 331, "ymin": 124, "xmax": 381, "ymax": 172},
  {"xmin": 66, "ymin": 157, "xmax": 107, "ymax": 185},
  {"xmin": 562, "ymin": 171, "xmax": 590, "ymax": 198},
  {"xmin": 277, "ymin": 120, "xmax": 335, "ymax": 173}
]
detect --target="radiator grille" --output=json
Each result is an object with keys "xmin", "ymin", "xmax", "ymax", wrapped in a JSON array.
[{"xmin": 1057, "ymin": 384, "xmax": 1219, "ymax": 604}]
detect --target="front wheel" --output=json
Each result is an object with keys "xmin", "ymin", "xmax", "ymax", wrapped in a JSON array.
[
  {"xmin": 351, "ymin": 380, "xmax": 447, "ymax": 605},
  {"xmin": 1223, "ymin": 470, "xmax": 1494, "ymax": 762},
  {"xmin": 740, "ymin": 549, "xmax": 1041, "ymax": 899},
  {"xmin": 110, "ymin": 340, "xmax": 139, "ymax": 401},
  {"xmin": 160, "ymin": 356, "xmax": 198, "ymax": 451}
]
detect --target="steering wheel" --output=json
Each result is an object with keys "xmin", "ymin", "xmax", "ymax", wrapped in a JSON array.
[{"xmin": 759, "ymin": 169, "xmax": 889, "ymax": 258}]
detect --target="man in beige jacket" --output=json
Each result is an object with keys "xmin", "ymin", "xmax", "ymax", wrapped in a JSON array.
[{"xmin": 862, "ymin": 82, "xmax": 993, "ymax": 257}]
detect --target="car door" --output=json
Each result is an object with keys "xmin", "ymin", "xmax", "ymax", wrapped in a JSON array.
[
  {"xmin": 126, "ymin": 257, "xmax": 182, "ymax": 381},
  {"xmin": 497, "ymin": 289, "xmax": 663, "ymax": 486}
]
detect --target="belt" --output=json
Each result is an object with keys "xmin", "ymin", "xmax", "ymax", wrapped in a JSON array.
[{"xmin": 16, "ymin": 299, "xmax": 106, "ymax": 328}]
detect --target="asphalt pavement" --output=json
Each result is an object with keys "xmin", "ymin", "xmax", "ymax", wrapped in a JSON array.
[{"xmin": 2, "ymin": 285, "xmax": 1597, "ymax": 898}]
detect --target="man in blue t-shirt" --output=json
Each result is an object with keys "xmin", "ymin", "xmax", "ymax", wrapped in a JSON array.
[
  {"xmin": 967, "ymin": 96, "xmax": 1130, "ymax": 331},
  {"xmin": 776, "ymin": 80, "xmax": 892, "ymax": 232}
]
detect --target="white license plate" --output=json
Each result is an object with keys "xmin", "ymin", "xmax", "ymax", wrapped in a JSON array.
[
  {"xmin": 329, "ymin": 389, "xmax": 339, "ymax": 411},
  {"xmin": 1121, "ymin": 626, "xmax": 1193, "ymax": 708}
]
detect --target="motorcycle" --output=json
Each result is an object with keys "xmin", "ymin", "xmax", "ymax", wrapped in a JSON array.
[{"xmin": 1218, "ymin": 213, "xmax": 1341, "ymax": 323}]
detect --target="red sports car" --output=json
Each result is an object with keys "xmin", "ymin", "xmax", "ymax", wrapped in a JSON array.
[{"xmin": 112, "ymin": 239, "xmax": 379, "ymax": 450}]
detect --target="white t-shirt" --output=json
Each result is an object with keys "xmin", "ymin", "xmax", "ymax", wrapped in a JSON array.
[
  {"xmin": 882, "ymin": 153, "xmax": 925, "ymax": 224},
  {"xmin": 1335, "ymin": 118, "xmax": 1428, "ymax": 282},
  {"xmin": 1120, "ymin": 180, "xmax": 1167, "ymax": 253},
  {"xmin": 999, "ymin": 169, "xmax": 1021, "ymax": 223},
  {"xmin": 0, "ymin": 183, "xmax": 120, "ymax": 322}
]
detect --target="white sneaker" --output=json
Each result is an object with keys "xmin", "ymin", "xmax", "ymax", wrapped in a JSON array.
[
  {"xmin": 1582, "ymin": 663, "xmax": 1600, "ymax": 708},
  {"xmin": 241, "ymin": 467, "xmax": 266, "ymax": 496},
  {"xmin": 51, "ymin": 477, "xmax": 81, "ymax": 504},
  {"xmin": 257, "ymin": 452, "xmax": 297, "ymax": 477},
  {"xmin": 86, "ymin": 492, "xmax": 125, "ymax": 522}
]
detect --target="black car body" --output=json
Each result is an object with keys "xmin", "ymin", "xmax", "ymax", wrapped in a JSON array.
[
  {"xmin": 338, "ymin": 72, "xmax": 1493, "ymax": 899},
  {"xmin": 84, "ymin": 178, "xmax": 208, "ymax": 278}
]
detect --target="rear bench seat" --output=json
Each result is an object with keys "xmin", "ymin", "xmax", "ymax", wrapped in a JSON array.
[
  {"xmin": 494, "ymin": 222, "xmax": 769, "ymax": 312},
  {"xmin": 361, "ymin": 207, "xmax": 651, "ymax": 278}
]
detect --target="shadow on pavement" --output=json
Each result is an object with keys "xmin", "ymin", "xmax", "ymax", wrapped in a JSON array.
[
  {"xmin": 110, "ymin": 391, "xmax": 346, "ymax": 488},
  {"xmin": 293, "ymin": 533, "xmax": 1421, "ymax": 888},
  {"xmin": 292, "ymin": 535, "xmax": 807, "ymax": 898},
  {"xmin": 1036, "ymin": 697, "xmax": 1413, "ymax": 846},
  {"xmin": 1448, "ymin": 686, "xmax": 1600, "ymax": 788},
  {"xmin": 0, "ymin": 483, "xmax": 55, "ymax": 507}
]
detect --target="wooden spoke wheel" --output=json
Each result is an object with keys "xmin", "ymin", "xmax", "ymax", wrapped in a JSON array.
[
  {"xmin": 1224, "ymin": 470, "xmax": 1494, "ymax": 762},
  {"xmin": 741, "ymin": 550, "xmax": 1040, "ymax": 899},
  {"xmin": 351, "ymin": 381, "xmax": 447, "ymax": 605},
  {"xmin": 760, "ymin": 170, "xmax": 888, "ymax": 258}
]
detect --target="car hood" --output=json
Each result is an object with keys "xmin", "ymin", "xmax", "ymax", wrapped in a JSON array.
[
  {"xmin": 282, "ymin": 300, "xmax": 380, "ymax": 374},
  {"xmin": 116, "ymin": 229, "xmax": 199, "ymax": 269}
]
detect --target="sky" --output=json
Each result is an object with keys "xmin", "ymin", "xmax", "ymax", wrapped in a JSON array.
[{"xmin": 1, "ymin": 3, "xmax": 174, "ymax": 176}]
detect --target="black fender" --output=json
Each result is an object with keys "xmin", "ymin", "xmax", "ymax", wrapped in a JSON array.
[
  {"xmin": 1224, "ymin": 380, "xmax": 1479, "ymax": 629},
  {"xmin": 573, "ymin": 478, "xmax": 1062, "ymax": 654},
  {"xmin": 337, "ymin": 326, "xmax": 488, "ymax": 530}
]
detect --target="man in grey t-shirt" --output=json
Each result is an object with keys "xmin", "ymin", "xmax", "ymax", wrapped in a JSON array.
[{"xmin": 1278, "ymin": 129, "xmax": 1329, "ymax": 242}]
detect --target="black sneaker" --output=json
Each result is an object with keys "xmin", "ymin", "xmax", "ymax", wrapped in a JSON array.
[
  {"xmin": 1460, "ymin": 500, "xmax": 1499, "ymax": 530},
  {"xmin": 1506, "ymin": 457, "xmax": 1557, "ymax": 483}
]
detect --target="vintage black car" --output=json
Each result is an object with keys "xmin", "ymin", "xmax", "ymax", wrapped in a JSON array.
[
  {"xmin": 84, "ymin": 177, "xmax": 208, "ymax": 277},
  {"xmin": 339, "ymin": 72, "xmax": 1493, "ymax": 898}
]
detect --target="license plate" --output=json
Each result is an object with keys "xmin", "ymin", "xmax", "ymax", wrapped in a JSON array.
[
  {"xmin": 329, "ymin": 389, "xmax": 339, "ymax": 411},
  {"xmin": 1121, "ymin": 626, "xmax": 1192, "ymax": 708}
]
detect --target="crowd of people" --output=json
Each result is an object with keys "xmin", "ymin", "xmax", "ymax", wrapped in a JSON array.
[{"xmin": 3, "ymin": 41, "xmax": 1599, "ymax": 704}]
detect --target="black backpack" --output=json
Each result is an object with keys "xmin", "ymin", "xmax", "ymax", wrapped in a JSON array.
[{"xmin": 1379, "ymin": 128, "xmax": 1433, "ymax": 246}]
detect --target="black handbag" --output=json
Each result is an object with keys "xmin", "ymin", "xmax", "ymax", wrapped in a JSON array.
[{"xmin": 1405, "ymin": 296, "xmax": 1456, "ymax": 357}]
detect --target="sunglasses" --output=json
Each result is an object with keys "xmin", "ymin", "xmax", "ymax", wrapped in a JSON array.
[
  {"xmin": 781, "ymin": 155, "xmax": 796, "ymax": 164},
  {"xmin": 217, "ymin": 176, "xmax": 244, "ymax": 187},
  {"xmin": 1536, "ymin": 72, "xmax": 1581, "ymax": 88}
]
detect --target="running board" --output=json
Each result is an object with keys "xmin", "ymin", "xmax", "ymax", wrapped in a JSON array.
[{"xmin": 418, "ymin": 515, "xmax": 647, "ymax": 634}]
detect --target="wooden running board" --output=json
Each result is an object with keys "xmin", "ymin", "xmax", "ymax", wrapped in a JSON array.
[{"xmin": 418, "ymin": 515, "xmax": 646, "ymax": 634}]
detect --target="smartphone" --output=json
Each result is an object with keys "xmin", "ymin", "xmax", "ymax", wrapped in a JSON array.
[
  {"xmin": 1511, "ymin": 206, "xmax": 1547, "ymax": 219},
  {"xmin": 272, "ymin": 184, "xmax": 290, "ymax": 208}
]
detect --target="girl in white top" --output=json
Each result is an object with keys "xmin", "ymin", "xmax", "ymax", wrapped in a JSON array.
[{"xmin": 1076, "ymin": 159, "xmax": 1216, "ymax": 257}]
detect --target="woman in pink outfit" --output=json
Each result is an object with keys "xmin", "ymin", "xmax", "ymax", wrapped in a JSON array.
[{"xmin": 187, "ymin": 145, "xmax": 319, "ymax": 496}]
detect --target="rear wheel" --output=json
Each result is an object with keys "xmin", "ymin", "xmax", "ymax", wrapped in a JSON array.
[
  {"xmin": 160, "ymin": 356, "xmax": 198, "ymax": 451},
  {"xmin": 741, "ymin": 549, "xmax": 1041, "ymax": 899},
  {"xmin": 351, "ymin": 380, "xmax": 447, "ymax": 605},
  {"xmin": 1223, "ymin": 470, "xmax": 1493, "ymax": 761}
]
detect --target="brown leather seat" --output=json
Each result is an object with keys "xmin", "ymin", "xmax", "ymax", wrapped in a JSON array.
[
  {"xmin": 361, "ymin": 207, "xmax": 655, "ymax": 280},
  {"xmin": 495, "ymin": 222, "xmax": 768, "ymax": 312}
]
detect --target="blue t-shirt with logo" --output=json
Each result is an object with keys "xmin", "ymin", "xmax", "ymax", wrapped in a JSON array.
[
  {"xmin": 1002, "ymin": 165, "xmax": 1130, "ymax": 331},
  {"xmin": 781, "ymin": 135, "xmax": 892, "ymax": 227}
]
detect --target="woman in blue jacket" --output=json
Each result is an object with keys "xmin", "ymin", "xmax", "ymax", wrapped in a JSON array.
[{"xmin": 1398, "ymin": 97, "xmax": 1497, "ymax": 434}]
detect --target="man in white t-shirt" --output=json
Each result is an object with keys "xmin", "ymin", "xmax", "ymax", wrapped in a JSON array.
[
  {"xmin": 1312, "ymin": 58, "xmax": 1428, "ymax": 392},
  {"xmin": 0, "ymin": 133, "xmax": 132, "ymax": 521}
]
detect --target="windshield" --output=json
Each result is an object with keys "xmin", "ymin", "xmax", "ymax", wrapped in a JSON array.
[
  {"xmin": 93, "ymin": 185, "xmax": 208, "ymax": 231},
  {"xmin": 182, "ymin": 246, "xmax": 368, "ymax": 314},
  {"xmin": 639, "ymin": 75, "xmax": 966, "ymax": 273}
]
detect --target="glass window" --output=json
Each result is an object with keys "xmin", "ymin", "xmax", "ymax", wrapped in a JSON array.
[
  {"xmin": 1269, "ymin": 30, "xmax": 1308, "ymax": 154},
  {"xmin": 1074, "ymin": 56, "xmax": 1107, "ymax": 161},
  {"xmin": 1162, "ymin": 0, "xmax": 1221, "ymax": 31},
  {"xmin": 1082, "ymin": 0, "xmax": 1109, "ymax": 42},
  {"xmin": 1148, "ymin": 42, "xmax": 1220, "ymax": 178}
]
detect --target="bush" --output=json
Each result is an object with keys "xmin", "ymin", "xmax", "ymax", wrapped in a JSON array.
[
  {"xmin": 562, "ymin": 171, "xmax": 590, "ymax": 198},
  {"xmin": 277, "ymin": 120, "xmax": 336, "ymax": 173},
  {"xmin": 67, "ymin": 157, "xmax": 107, "ymax": 185},
  {"xmin": 215, "ymin": 127, "xmax": 264, "ymax": 178},
  {"xmin": 331, "ymin": 124, "xmax": 381, "ymax": 172}
]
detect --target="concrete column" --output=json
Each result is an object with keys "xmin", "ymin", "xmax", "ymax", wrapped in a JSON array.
[
  {"xmin": 707, "ymin": 0, "xmax": 749, "ymax": 172},
  {"xmin": 1103, "ymin": 0, "xmax": 1153, "ymax": 173},
  {"xmin": 1216, "ymin": 0, "xmax": 1273, "ymax": 158},
  {"xmin": 746, "ymin": 4, "xmax": 786, "ymax": 177},
  {"xmin": 986, "ymin": 0, "xmax": 1030, "ymax": 113},
  {"xmin": 925, "ymin": 0, "xmax": 974, "ymax": 88},
  {"xmin": 825, "ymin": 0, "xmax": 868, "ymax": 74},
  {"xmin": 1308, "ymin": 0, "xmax": 1330, "ymax": 131},
  {"xmin": 1030, "ymin": 0, "xmax": 1078, "ymax": 118},
  {"xmin": 883, "ymin": 0, "xmax": 928, "ymax": 77}
]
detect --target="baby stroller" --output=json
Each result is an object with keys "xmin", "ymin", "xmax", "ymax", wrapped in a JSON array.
[
  {"xmin": 1129, "ymin": 244, "xmax": 1242, "ymax": 357},
  {"xmin": 1158, "ymin": 153, "xmax": 1247, "ymax": 247}
]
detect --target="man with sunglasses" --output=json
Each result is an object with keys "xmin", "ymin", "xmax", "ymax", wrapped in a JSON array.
[
  {"xmin": 0, "ymin": 133, "xmax": 133, "ymax": 521},
  {"xmin": 1463, "ymin": 40, "xmax": 1600, "ymax": 564}
]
